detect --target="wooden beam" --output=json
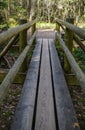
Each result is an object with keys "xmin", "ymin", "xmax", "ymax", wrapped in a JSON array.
[
  {"xmin": 31, "ymin": 23, "xmax": 36, "ymax": 35},
  {"xmin": 56, "ymin": 22, "xmax": 60, "ymax": 33},
  {"xmin": 0, "ymin": 70, "xmax": 26, "ymax": 84},
  {"xmin": 55, "ymin": 32, "xmax": 85, "ymax": 92},
  {"xmin": 0, "ymin": 32, "xmax": 36, "ymax": 103},
  {"xmin": 55, "ymin": 18, "xmax": 85, "ymax": 40},
  {"xmin": 19, "ymin": 19, "xmax": 27, "ymax": 72},
  {"xmin": 19, "ymin": 19, "xmax": 27, "ymax": 52},
  {"xmin": 0, "ymin": 19, "xmax": 37, "ymax": 44},
  {"xmin": 65, "ymin": 74, "xmax": 79, "ymax": 86},
  {"xmin": 64, "ymin": 18, "xmax": 74, "ymax": 73}
]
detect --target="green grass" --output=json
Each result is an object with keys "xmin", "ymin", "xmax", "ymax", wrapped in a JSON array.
[{"xmin": 36, "ymin": 22, "xmax": 56, "ymax": 29}]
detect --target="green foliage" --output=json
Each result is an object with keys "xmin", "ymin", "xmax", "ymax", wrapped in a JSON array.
[
  {"xmin": 8, "ymin": 18, "xmax": 18, "ymax": 28},
  {"xmin": 73, "ymin": 47, "xmax": 85, "ymax": 72},
  {"xmin": 37, "ymin": 22, "xmax": 55, "ymax": 29},
  {"xmin": 0, "ymin": 2, "xmax": 7, "ymax": 8},
  {"xmin": 0, "ymin": 24, "xmax": 8, "ymax": 29},
  {"xmin": 73, "ymin": 48, "xmax": 85, "ymax": 61}
]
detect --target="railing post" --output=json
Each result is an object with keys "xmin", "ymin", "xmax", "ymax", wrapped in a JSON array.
[
  {"xmin": 19, "ymin": 18, "xmax": 27, "ymax": 72},
  {"xmin": 31, "ymin": 23, "xmax": 36, "ymax": 44},
  {"xmin": 55, "ymin": 22, "xmax": 60, "ymax": 45},
  {"xmin": 19, "ymin": 19, "xmax": 27, "ymax": 52},
  {"xmin": 56, "ymin": 22, "xmax": 60, "ymax": 33},
  {"xmin": 64, "ymin": 18, "xmax": 74, "ymax": 73},
  {"xmin": 32, "ymin": 23, "xmax": 36, "ymax": 35}
]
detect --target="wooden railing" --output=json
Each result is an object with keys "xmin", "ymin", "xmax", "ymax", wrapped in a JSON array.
[
  {"xmin": 55, "ymin": 18, "xmax": 85, "ymax": 93},
  {"xmin": 0, "ymin": 19, "xmax": 37, "ymax": 103}
]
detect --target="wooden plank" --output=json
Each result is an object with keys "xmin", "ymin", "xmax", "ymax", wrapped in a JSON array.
[
  {"xmin": 35, "ymin": 39, "xmax": 56, "ymax": 130},
  {"xmin": 49, "ymin": 39, "xmax": 80, "ymax": 130},
  {"xmin": 11, "ymin": 39, "xmax": 42, "ymax": 130},
  {"xmin": 0, "ymin": 32, "xmax": 36, "ymax": 103},
  {"xmin": 0, "ymin": 70, "xmax": 25, "ymax": 84},
  {"xmin": 55, "ymin": 32, "xmax": 85, "ymax": 92}
]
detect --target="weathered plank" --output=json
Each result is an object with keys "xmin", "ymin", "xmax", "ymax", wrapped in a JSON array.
[
  {"xmin": 11, "ymin": 39, "xmax": 42, "ymax": 130},
  {"xmin": 0, "ymin": 32, "xmax": 36, "ymax": 103},
  {"xmin": 49, "ymin": 39, "xmax": 80, "ymax": 130},
  {"xmin": 35, "ymin": 39, "xmax": 56, "ymax": 130}
]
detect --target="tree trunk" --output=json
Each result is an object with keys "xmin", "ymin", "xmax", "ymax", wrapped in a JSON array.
[
  {"xmin": 27, "ymin": 0, "xmax": 37, "ymax": 20},
  {"xmin": 8, "ymin": 0, "xmax": 11, "ymax": 16}
]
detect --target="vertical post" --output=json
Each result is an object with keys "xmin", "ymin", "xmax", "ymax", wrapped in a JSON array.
[
  {"xmin": 56, "ymin": 22, "xmax": 60, "ymax": 33},
  {"xmin": 31, "ymin": 23, "xmax": 36, "ymax": 44},
  {"xmin": 32, "ymin": 23, "xmax": 36, "ymax": 35},
  {"xmin": 64, "ymin": 18, "xmax": 74, "ymax": 73},
  {"xmin": 19, "ymin": 18, "xmax": 27, "ymax": 72},
  {"xmin": 19, "ymin": 19, "xmax": 27, "ymax": 52},
  {"xmin": 55, "ymin": 22, "xmax": 60, "ymax": 45}
]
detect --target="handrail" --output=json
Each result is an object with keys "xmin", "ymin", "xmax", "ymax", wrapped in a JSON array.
[
  {"xmin": 0, "ymin": 32, "xmax": 36, "ymax": 103},
  {"xmin": 55, "ymin": 18, "xmax": 85, "ymax": 39},
  {"xmin": 55, "ymin": 32, "xmax": 85, "ymax": 92},
  {"xmin": 0, "ymin": 19, "xmax": 37, "ymax": 44},
  {"xmin": 57, "ymin": 21, "xmax": 85, "ymax": 52}
]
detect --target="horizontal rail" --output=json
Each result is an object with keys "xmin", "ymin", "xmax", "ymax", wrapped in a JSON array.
[
  {"xmin": 55, "ymin": 18, "xmax": 85, "ymax": 39},
  {"xmin": 56, "ymin": 20, "xmax": 85, "ymax": 52},
  {"xmin": 58, "ymin": 24, "xmax": 85, "ymax": 52},
  {"xmin": 0, "ymin": 32, "xmax": 36, "ymax": 103},
  {"xmin": 0, "ymin": 19, "xmax": 37, "ymax": 44},
  {"xmin": 55, "ymin": 32, "xmax": 85, "ymax": 92}
]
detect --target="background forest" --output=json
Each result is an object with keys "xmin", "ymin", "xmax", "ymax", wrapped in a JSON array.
[{"xmin": 0, "ymin": 0, "xmax": 85, "ymax": 31}]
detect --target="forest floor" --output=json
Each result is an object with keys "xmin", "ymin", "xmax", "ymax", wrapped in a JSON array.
[
  {"xmin": 0, "ymin": 30, "xmax": 85, "ymax": 130},
  {"xmin": 69, "ymin": 85, "xmax": 85, "ymax": 130}
]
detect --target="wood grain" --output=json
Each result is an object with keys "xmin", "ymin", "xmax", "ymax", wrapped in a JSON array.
[
  {"xmin": 49, "ymin": 39, "xmax": 80, "ymax": 130},
  {"xmin": 35, "ymin": 39, "xmax": 56, "ymax": 130},
  {"xmin": 11, "ymin": 39, "xmax": 42, "ymax": 130}
]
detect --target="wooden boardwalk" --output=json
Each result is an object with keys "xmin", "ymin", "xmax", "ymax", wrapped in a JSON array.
[{"xmin": 11, "ymin": 30, "xmax": 80, "ymax": 130}]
